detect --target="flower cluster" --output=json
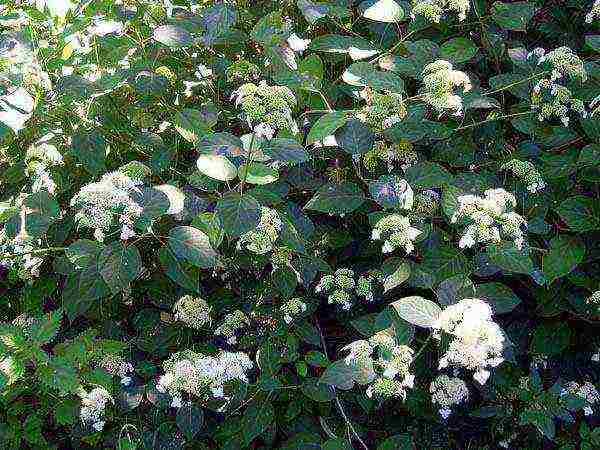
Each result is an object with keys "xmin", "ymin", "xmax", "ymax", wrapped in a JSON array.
[
  {"xmin": 364, "ymin": 140, "xmax": 419, "ymax": 173},
  {"xmin": 501, "ymin": 159, "xmax": 546, "ymax": 193},
  {"xmin": 214, "ymin": 310, "xmax": 250, "ymax": 345},
  {"xmin": 421, "ymin": 60, "xmax": 471, "ymax": 116},
  {"xmin": 231, "ymin": 81, "xmax": 298, "ymax": 139},
  {"xmin": 413, "ymin": 189, "xmax": 440, "ymax": 217},
  {"xmin": 435, "ymin": 298, "xmax": 506, "ymax": 385},
  {"xmin": 587, "ymin": 0, "xmax": 600, "ymax": 23},
  {"xmin": 356, "ymin": 270, "xmax": 383, "ymax": 302},
  {"xmin": 561, "ymin": 381, "xmax": 599, "ymax": 416},
  {"xmin": 531, "ymin": 79, "xmax": 587, "ymax": 126},
  {"xmin": 79, "ymin": 387, "xmax": 113, "ymax": 431},
  {"xmin": 356, "ymin": 88, "xmax": 407, "ymax": 132},
  {"xmin": 99, "ymin": 354, "xmax": 134, "ymax": 386},
  {"xmin": 315, "ymin": 268, "xmax": 359, "ymax": 310},
  {"xmin": 411, "ymin": 0, "xmax": 470, "ymax": 22},
  {"xmin": 372, "ymin": 210, "xmax": 421, "ymax": 254},
  {"xmin": 451, "ymin": 188, "xmax": 527, "ymax": 249},
  {"xmin": 237, "ymin": 207, "xmax": 282, "ymax": 254},
  {"xmin": 225, "ymin": 59, "xmax": 261, "ymax": 83},
  {"xmin": 156, "ymin": 350, "xmax": 253, "ymax": 407},
  {"xmin": 342, "ymin": 332, "xmax": 415, "ymax": 400},
  {"xmin": 173, "ymin": 295, "xmax": 212, "ymax": 330},
  {"xmin": 70, "ymin": 171, "xmax": 143, "ymax": 242},
  {"xmin": 0, "ymin": 230, "xmax": 44, "ymax": 280},
  {"xmin": 533, "ymin": 47, "xmax": 587, "ymax": 82},
  {"xmin": 430, "ymin": 375, "xmax": 469, "ymax": 419},
  {"xmin": 280, "ymin": 297, "xmax": 307, "ymax": 324}
]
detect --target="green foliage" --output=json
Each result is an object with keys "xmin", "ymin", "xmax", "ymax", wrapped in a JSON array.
[{"xmin": 1, "ymin": 0, "xmax": 600, "ymax": 448}]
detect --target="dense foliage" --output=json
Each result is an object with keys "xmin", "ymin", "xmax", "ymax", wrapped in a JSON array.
[{"xmin": 1, "ymin": 0, "xmax": 600, "ymax": 448}]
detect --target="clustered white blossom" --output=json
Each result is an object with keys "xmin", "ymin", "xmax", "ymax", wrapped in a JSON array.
[
  {"xmin": 421, "ymin": 60, "xmax": 472, "ymax": 116},
  {"xmin": 587, "ymin": 0, "xmax": 600, "ymax": 23},
  {"xmin": 70, "ymin": 171, "xmax": 143, "ymax": 242},
  {"xmin": 531, "ymin": 79, "xmax": 587, "ymax": 126},
  {"xmin": 342, "ymin": 332, "xmax": 415, "ymax": 400},
  {"xmin": 561, "ymin": 381, "xmax": 599, "ymax": 416},
  {"xmin": 372, "ymin": 214, "xmax": 422, "ymax": 254},
  {"xmin": 280, "ymin": 297, "xmax": 307, "ymax": 324},
  {"xmin": 214, "ymin": 310, "xmax": 250, "ymax": 345},
  {"xmin": 315, "ymin": 268, "xmax": 359, "ymax": 310},
  {"xmin": 430, "ymin": 375, "xmax": 469, "ymax": 419},
  {"xmin": 0, "ymin": 229, "xmax": 44, "ymax": 279},
  {"xmin": 501, "ymin": 159, "xmax": 546, "ymax": 193},
  {"xmin": 356, "ymin": 270, "xmax": 384, "ymax": 302},
  {"xmin": 411, "ymin": 0, "xmax": 470, "ymax": 22},
  {"xmin": 533, "ymin": 47, "xmax": 588, "ymax": 82},
  {"xmin": 231, "ymin": 81, "xmax": 298, "ymax": 139},
  {"xmin": 287, "ymin": 33, "xmax": 311, "ymax": 54},
  {"xmin": 413, "ymin": 189, "xmax": 441, "ymax": 217},
  {"xmin": 183, "ymin": 64, "xmax": 213, "ymax": 98},
  {"xmin": 25, "ymin": 133, "xmax": 64, "ymax": 194},
  {"xmin": 451, "ymin": 188, "xmax": 527, "ymax": 250},
  {"xmin": 434, "ymin": 298, "xmax": 506, "ymax": 385},
  {"xmin": 237, "ymin": 207, "xmax": 282, "ymax": 254},
  {"xmin": 173, "ymin": 295, "xmax": 212, "ymax": 330},
  {"xmin": 99, "ymin": 354, "xmax": 134, "ymax": 386},
  {"xmin": 355, "ymin": 88, "xmax": 407, "ymax": 132},
  {"xmin": 156, "ymin": 350, "xmax": 253, "ymax": 408},
  {"xmin": 79, "ymin": 387, "xmax": 113, "ymax": 431}
]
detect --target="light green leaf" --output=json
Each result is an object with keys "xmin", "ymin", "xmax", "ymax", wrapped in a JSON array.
[
  {"xmin": 196, "ymin": 154, "xmax": 237, "ymax": 181},
  {"xmin": 390, "ymin": 296, "xmax": 441, "ymax": 328}
]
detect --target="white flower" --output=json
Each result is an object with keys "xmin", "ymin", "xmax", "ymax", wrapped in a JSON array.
[
  {"xmin": 253, "ymin": 123, "xmax": 276, "ymax": 140},
  {"xmin": 372, "ymin": 213, "xmax": 421, "ymax": 254},
  {"xmin": 587, "ymin": 0, "xmax": 600, "ymax": 23},
  {"xmin": 422, "ymin": 60, "xmax": 471, "ymax": 116},
  {"xmin": 89, "ymin": 17, "xmax": 125, "ymax": 37},
  {"xmin": 287, "ymin": 33, "xmax": 311, "ymax": 54}
]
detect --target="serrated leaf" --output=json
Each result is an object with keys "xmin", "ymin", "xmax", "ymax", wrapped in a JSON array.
[
  {"xmin": 196, "ymin": 154, "xmax": 237, "ymax": 181},
  {"xmin": 307, "ymin": 111, "xmax": 352, "ymax": 144},
  {"xmin": 98, "ymin": 242, "xmax": 141, "ymax": 293},
  {"xmin": 216, "ymin": 192, "xmax": 261, "ymax": 237},
  {"xmin": 239, "ymin": 162, "xmax": 279, "ymax": 185},
  {"xmin": 361, "ymin": 0, "xmax": 404, "ymax": 23},
  {"xmin": 153, "ymin": 25, "xmax": 193, "ymax": 47},
  {"xmin": 168, "ymin": 226, "xmax": 218, "ymax": 269},
  {"xmin": 319, "ymin": 360, "xmax": 354, "ymax": 390},
  {"xmin": 542, "ymin": 236, "xmax": 585, "ymax": 283},
  {"xmin": 390, "ymin": 296, "xmax": 441, "ymax": 328},
  {"xmin": 304, "ymin": 183, "xmax": 365, "ymax": 215}
]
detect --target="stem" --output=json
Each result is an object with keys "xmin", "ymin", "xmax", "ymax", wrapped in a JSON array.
[
  {"xmin": 239, "ymin": 132, "xmax": 255, "ymax": 195},
  {"xmin": 413, "ymin": 334, "xmax": 433, "ymax": 360},
  {"xmin": 452, "ymin": 111, "xmax": 535, "ymax": 132}
]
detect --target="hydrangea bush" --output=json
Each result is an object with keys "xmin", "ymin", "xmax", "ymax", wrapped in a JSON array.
[{"xmin": 1, "ymin": 0, "xmax": 600, "ymax": 448}]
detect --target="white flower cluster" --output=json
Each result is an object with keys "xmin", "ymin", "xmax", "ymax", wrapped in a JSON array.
[
  {"xmin": 237, "ymin": 207, "xmax": 282, "ymax": 254},
  {"xmin": 372, "ymin": 214, "xmax": 422, "ymax": 254},
  {"xmin": 430, "ymin": 375, "xmax": 469, "ymax": 419},
  {"xmin": 79, "ymin": 387, "xmax": 113, "ymax": 431},
  {"xmin": 156, "ymin": 350, "xmax": 253, "ymax": 408},
  {"xmin": 531, "ymin": 79, "xmax": 587, "ymax": 127},
  {"xmin": 356, "ymin": 270, "xmax": 384, "ymax": 302},
  {"xmin": 183, "ymin": 64, "xmax": 214, "ymax": 98},
  {"xmin": 70, "ymin": 171, "xmax": 143, "ymax": 242},
  {"xmin": 434, "ymin": 298, "xmax": 506, "ymax": 385},
  {"xmin": 562, "ymin": 381, "xmax": 599, "ymax": 416},
  {"xmin": 411, "ymin": 0, "xmax": 470, "ymax": 22},
  {"xmin": 532, "ymin": 47, "xmax": 587, "ymax": 82},
  {"xmin": 99, "ymin": 354, "xmax": 134, "ymax": 386},
  {"xmin": 25, "ymin": 133, "xmax": 64, "ymax": 194},
  {"xmin": 315, "ymin": 268, "xmax": 359, "ymax": 310},
  {"xmin": 452, "ymin": 188, "xmax": 527, "ymax": 250},
  {"xmin": 287, "ymin": 33, "xmax": 311, "ymax": 54},
  {"xmin": 214, "ymin": 310, "xmax": 250, "ymax": 345},
  {"xmin": 421, "ymin": 60, "xmax": 472, "ymax": 116},
  {"xmin": 365, "ymin": 140, "xmax": 418, "ymax": 173},
  {"xmin": 0, "ymin": 33, "xmax": 51, "ymax": 90},
  {"xmin": 501, "ymin": 159, "xmax": 546, "ymax": 193},
  {"xmin": 0, "ymin": 230, "xmax": 44, "ymax": 279},
  {"xmin": 173, "ymin": 295, "xmax": 212, "ymax": 330},
  {"xmin": 231, "ymin": 81, "xmax": 298, "ymax": 139},
  {"xmin": 280, "ymin": 297, "xmax": 307, "ymax": 324},
  {"xmin": 587, "ymin": 0, "xmax": 600, "ymax": 23},
  {"xmin": 342, "ymin": 332, "xmax": 415, "ymax": 400},
  {"xmin": 356, "ymin": 88, "xmax": 407, "ymax": 132},
  {"xmin": 413, "ymin": 189, "xmax": 441, "ymax": 217}
]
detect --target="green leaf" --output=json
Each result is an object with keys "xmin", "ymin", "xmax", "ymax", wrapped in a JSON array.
[
  {"xmin": 487, "ymin": 243, "xmax": 533, "ymax": 275},
  {"xmin": 440, "ymin": 37, "xmax": 478, "ymax": 63},
  {"xmin": 217, "ymin": 192, "xmax": 261, "ymax": 237},
  {"xmin": 153, "ymin": 25, "xmax": 193, "ymax": 47},
  {"xmin": 196, "ymin": 154, "xmax": 237, "ymax": 181},
  {"xmin": 491, "ymin": 1, "xmax": 538, "ymax": 31},
  {"xmin": 173, "ymin": 109, "xmax": 211, "ymax": 143},
  {"xmin": 176, "ymin": 404, "xmax": 204, "ymax": 441},
  {"xmin": 319, "ymin": 360, "xmax": 354, "ymax": 390},
  {"xmin": 239, "ymin": 163, "xmax": 279, "ymax": 185},
  {"xmin": 542, "ymin": 236, "xmax": 585, "ymax": 283},
  {"xmin": 381, "ymin": 258, "xmax": 410, "ymax": 293},
  {"xmin": 530, "ymin": 322, "xmax": 571, "ymax": 357},
  {"xmin": 304, "ymin": 183, "xmax": 365, "ymax": 215},
  {"xmin": 263, "ymin": 138, "xmax": 309, "ymax": 164},
  {"xmin": 586, "ymin": 35, "xmax": 600, "ymax": 53},
  {"xmin": 301, "ymin": 379, "xmax": 336, "ymax": 402},
  {"xmin": 158, "ymin": 246, "xmax": 201, "ymax": 293},
  {"xmin": 71, "ymin": 130, "xmax": 106, "ymax": 175},
  {"xmin": 307, "ymin": 111, "xmax": 352, "ymax": 144},
  {"xmin": 476, "ymin": 283, "xmax": 521, "ymax": 314},
  {"xmin": 390, "ymin": 296, "xmax": 441, "ymax": 328},
  {"xmin": 405, "ymin": 162, "xmax": 452, "ymax": 189},
  {"xmin": 29, "ymin": 310, "xmax": 63, "ymax": 344},
  {"xmin": 241, "ymin": 401, "xmax": 275, "ymax": 444},
  {"xmin": 98, "ymin": 242, "xmax": 141, "ymax": 293},
  {"xmin": 361, "ymin": 0, "xmax": 404, "ymax": 22},
  {"xmin": 336, "ymin": 119, "xmax": 375, "ymax": 154},
  {"xmin": 557, "ymin": 196, "xmax": 600, "ymax": 232},
  {"xmin": 168, "ymin": 226, "xmax": 218, "ymax": 269}
]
